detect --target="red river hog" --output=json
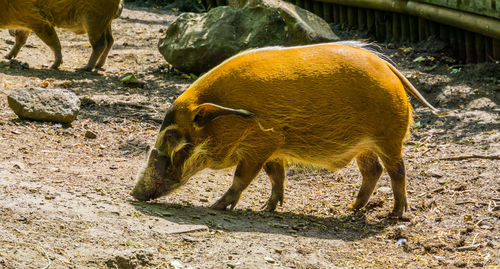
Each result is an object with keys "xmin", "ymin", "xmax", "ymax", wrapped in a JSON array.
[
  {"xmin": 132, "ymin": 42, "xmax": 446, "ymax": 218},
  {"xmin": 0, "ymin": 0, "xmax": 122, "ymax": 71}
]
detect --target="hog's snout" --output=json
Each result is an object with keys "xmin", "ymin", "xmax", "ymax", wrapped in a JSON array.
[{"xmin": 131, "ymin": 148, "xmax": 170, "ymax": 201}]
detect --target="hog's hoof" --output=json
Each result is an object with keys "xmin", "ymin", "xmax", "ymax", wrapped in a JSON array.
[
  {"xmin": 210, "ymin": 200, "xmax": 236, "ymax": 211},
  {"xmin": 390, "ymin": 201, "xmax": 408, "ymax": 219},
  {"xmin": 210, "ymin": 189, "xmax": 241, "ymax": 211},
  {"xmin": 348, "ymin": 201, "xmax": 364, "ymax": 211},
  {"xmin": 388, "ymin": 210, "xmax": 406, "ymax": 219},
  {"xmin": 76, "ymin": 66, "xmax": 94, "ymax": 72},
  {"xmin": 261, "ymin": 194, "xmax": 283, "ymax": 212},
  {"xmin": 210, "ymin": 196, "xmax": 240, "ymax": 211}
]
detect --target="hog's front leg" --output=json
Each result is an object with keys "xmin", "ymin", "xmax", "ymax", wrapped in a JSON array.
[{"xmin": 211, "ymin": 160, "xmax": 264, "ymax": 210}]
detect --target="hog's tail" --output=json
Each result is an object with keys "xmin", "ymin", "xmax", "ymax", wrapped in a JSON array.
[{"xmin": 387, "ymin": 63, "xmax": 448, "ymax": 116}]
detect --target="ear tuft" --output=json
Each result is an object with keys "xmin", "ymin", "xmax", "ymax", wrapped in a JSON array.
[{"xmin": 193, "ymin": 103, "xmax": 255, "ymax": 127}]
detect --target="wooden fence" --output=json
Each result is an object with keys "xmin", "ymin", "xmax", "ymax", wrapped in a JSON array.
[{"xmin": 206, "ymin": 0, "xmax": 500, "ymax": 63}]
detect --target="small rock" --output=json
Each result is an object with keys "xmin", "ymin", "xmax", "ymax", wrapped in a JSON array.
[
  {"xmin": 396, "ymin": 238, "xmax": 407, "ymax": 246},
  {"xmin": 12, "ymin": 162, "xmax": 25, "ymax": 170},
  {"xmin": 377, "ymin": 187, "xmax": 392, "ymax": 194},
  {"xmin": 105, "ymin": 248, "xmax": 155, "ymax": 269},
  {"xmin": 8, "ymin": 87, "xmax": 80, "ymax": 123},
  {"xmin": 84, "ymin": 130, "xmax": 97, "ymax": 139},
  {"xmin": 264, "ymin": 256, "xmax": 276, "ymax": 263},
  {"xmin": 182, "ymin": 236, "xmax": 197, "ymax": 243},
  {"xmin": 169, "ymin": 260, "xmax": 193, "ymax": 269},
  {"xmin": 397, "ymin": 225, "xmax": 407, "ymax": 230}
]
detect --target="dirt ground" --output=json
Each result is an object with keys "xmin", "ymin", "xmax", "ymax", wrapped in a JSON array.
[{"xmin": 0, "ymin": 3, "xmax": 499, "ymax": 269}]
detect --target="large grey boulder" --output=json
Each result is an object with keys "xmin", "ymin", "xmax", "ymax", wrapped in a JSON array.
[
  {"xmin": 8, "ymin": 87, "xmax": 80, "ymax": 124},
  {"xmin": 158, "ymin": 0, "xmax": 339, "ymax": 74}
]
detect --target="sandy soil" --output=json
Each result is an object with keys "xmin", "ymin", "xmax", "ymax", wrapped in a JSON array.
[{"xmin": 0, "ymin": 3, "xmax": 499, "ymax": 268}]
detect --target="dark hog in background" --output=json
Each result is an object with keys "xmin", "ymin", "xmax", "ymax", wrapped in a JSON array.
[
  {"xmin": 0, "ymin": 0, "xmax": 122, "ymax": 71},
  {"xmin": 132, "ymin": 42, "xmax": 447, "ymax": 218}
]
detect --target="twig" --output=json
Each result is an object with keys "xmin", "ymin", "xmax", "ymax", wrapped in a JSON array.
[
  {"xmin": 455, "ymin": 201, "xmax": 476, "ymax": 205},
  {"xmin": 439, "ymin": 154, "xmax": 500, "ymax": 161},
  {"xmin": 38, "ymin": 243, "xmax": 51, "ymax": 269},
  {"xmin": 471, "ymin": 233, "xmax": 479, "ymax": 245},
  {"xmin": 474, "ymin": 217, "xmax": 492, "ymax": 227},
  {"xmin": 488, "ymin": 200, "xmax": 497, "ymax": 212},
  {"xmin": 457, "ymin": 244, "xmax": 481, "ymax": 251},
  {"xmin": 437, "ymin": 231, "xmax": 446, "ymax": 245},
  {"xmin": 455, "ymin": 201, "xmax": 488, "ymax": 207}
]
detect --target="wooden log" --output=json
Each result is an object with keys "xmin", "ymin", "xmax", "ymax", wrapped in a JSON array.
[
  {"xmin": 464, "ymin": 31, "xmax": 475, "ymax": 63},
  {"xmin": 357, "ymin": 8, "xmax": 366, "ymax": 30},
  {"xmin": 457, "ymin": 31, "xmax": 466, "ymax": 63},
  {"xmin": 448, "ymin": 27, "xmax": 458, "ymax": 52},
  {"xmin": 475, "ymin": 34, "xmax": 486, "ymax": 62},
  {"xmin": 313, "ymin": 1, "xmax": 323, "ymax": 17},
  {"xmin": 304, "ymin": 0, "xmax": 312, "ymax": 12},
  {"xmin": 439, "ymin": 24, "xmax": 449, "ymax": 41},
  {"xmin": 418, "ymin": 17, "xmax": 426, "ymax": 41},
  {"xmin": 332, "ymin": 4, "xmax": 340, "ymax": 24},
  {"xmin": 339, "ymin": 5, "xmax": 347, "ymax": 29},
  {"xmin": 374, "ymin": 10, "xmax": 385, "ymax": 40},
  {"xmin": 400, "ymin": 14, "xmax": 410, "ymax": 42},
  {"xmin": 492, "ymin": 39, "xmax": 500, "ymax": 61},
  {"xmin": 409, "ymin": 16, "xmax": 418, "ymax": 43},
  {"xmin": 321, "ymin": 0, "xmax": 500, "ymax": 40},
  {"xmin": 366, "ymin": 9, "xmax": 375, "ymax": 34},
  {"xmin": 429, "ymin": 21, "xmax": 439, "ymax": 38},
  {"xmin": 206, "ymin": 0, "xmax": 216, "ymax": 9},
  {"xmin": 484, "ymin": 37, "xmax": 493, "ymax": 62},
  {"xmin": 323, "ymin": 3, "xmax": 333, "ymax": 22},
  {"xmin": 347, "ymin": 7, "xmax": 357, "ymax": 29},
  {"xmin": 386, "ymin": 13, "xmax": 393, "ymax": 42},
  {"xmin": 392, "ymin": 13, "xmax": 401, "ymax": 41}
]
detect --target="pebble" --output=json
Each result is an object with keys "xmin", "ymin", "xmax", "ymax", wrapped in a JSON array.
[
  {"xmin": 84, "ymin": 130, "xmax": 97, "ymax": 139},
  {"xmin": 183, "ymin": 236, "xmax": 197, "ymax": 243},
  {"xmin": 377, "ymin": 187, "xmax": 392, "ymax": 193},
  {"xmin": 264, "ymin": 256, "xmax": 276, "ymax": 263},
  {"xmin": 396, "ymin": 238, "xmax": 407, "ymax": 246}
]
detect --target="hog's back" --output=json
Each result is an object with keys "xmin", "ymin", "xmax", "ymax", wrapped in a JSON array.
[
  {"xmin": 0, "ymin": 0, "xmax": 121, "ymax": 30},
  {"xmin": 177, "ymin": 44, "xmax": 411, "ymax": 166}
]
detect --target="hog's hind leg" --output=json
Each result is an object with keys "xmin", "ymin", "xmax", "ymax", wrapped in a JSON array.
[
  {"xmin": 261, "ymin": 160, "xmax": 286, "ymax": 212},
  {"xmin": 349, "ymin": 151, "xmax": 383, "ymax": 211},
  {"xmin": 383, "ymin": 158, "xmax": 407, "ymax": 218},
  {"xmin": 211, "ymin": 159, "xmax": 265, "ymax": 211},
  {"xmin": 377, "ymin": 139, "xmax": 408, "ymax": 218},
  {"xmin": 5, "ymin": 30, "xmax": 30, "ymax": 60}
]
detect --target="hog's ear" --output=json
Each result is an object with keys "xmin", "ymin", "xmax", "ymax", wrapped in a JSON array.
[
  {"xmin": 193, "ymin": 103, "xmax": 256, "ymax": 127},
  {"xmin": 159, "ymin": 105, "xmax": 176, "ymax": 132},
  {"xmin": 155, "ymin": 127, "xmax": 182, "ymax": 155}
]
